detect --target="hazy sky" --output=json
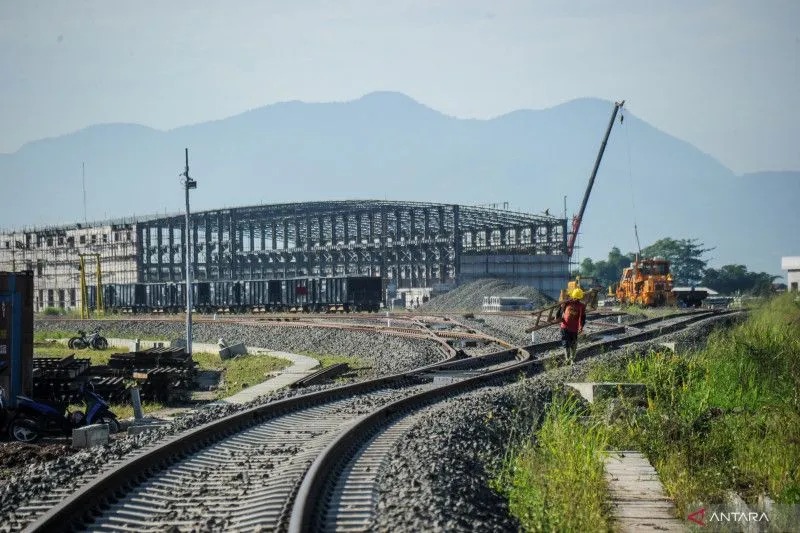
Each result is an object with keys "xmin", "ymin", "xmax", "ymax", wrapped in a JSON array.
[{"xmin": 1, "ymin": 0, "xmax": 798, "ymax": 173}]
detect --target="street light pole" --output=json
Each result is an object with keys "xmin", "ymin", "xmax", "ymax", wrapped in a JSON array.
[{"xmin": 182, "ymin": 148, "xmax": 197, "ymax": 356}]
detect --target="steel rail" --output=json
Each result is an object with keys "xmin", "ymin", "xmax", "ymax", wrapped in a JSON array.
[
  {"xmin": 288, "ymin": 310, "xmax": 738, "ymax": 532},
  {"xmin": 22, "ymin": 340, "xmax": 529, "ymax": 532},
  {"xmin": 25, "ymin": 309, "xmax": 734, "ymax": 531}
]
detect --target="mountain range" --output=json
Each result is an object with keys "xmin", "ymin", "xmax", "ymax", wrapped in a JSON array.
[{"xmin": 1, "ymin": 92, "xmax": 798, "ymax": 278}]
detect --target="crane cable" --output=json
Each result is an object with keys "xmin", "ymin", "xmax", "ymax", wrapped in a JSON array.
[{"xmin": 622, "ymin": 108, "xmax": 641, "ymax": 255}]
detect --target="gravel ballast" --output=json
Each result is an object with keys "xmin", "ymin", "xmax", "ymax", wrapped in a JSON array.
[
  {"xmin": 10, "ymin": 314, "xmax": 740, "ymax": 530},
  {"xmin": 420, "ymin": 279, "xmax": 553, "ymax": 313},
  {"xmin": 36, "ymin": 319, "xmax": 444, "ymax": 376},
  {"xmin": 373, "ymin": 313, "xmax": 741, "ymax": 532},
  {"xmin": 0, "ymin": 377, "xmax": 422, "ymax": 529}
]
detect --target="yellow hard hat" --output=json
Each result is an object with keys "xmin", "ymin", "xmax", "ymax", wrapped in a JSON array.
[{"xmin": 571, "ymin": 288, "xmax": 585, "ymax": 300}]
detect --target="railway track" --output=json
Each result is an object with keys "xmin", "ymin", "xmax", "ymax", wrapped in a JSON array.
[
  {"xmin": 20, "ymin": 310, "xmax": 733, "ymax": 532},
  {"xmin": 39, "ymin": 313, "xmax": 517, "ymax": 357}
]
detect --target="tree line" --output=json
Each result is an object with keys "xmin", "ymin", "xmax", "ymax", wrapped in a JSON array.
[{"xmin": 578, "ymin": 237, "xmax": 779, "ymax": 296}]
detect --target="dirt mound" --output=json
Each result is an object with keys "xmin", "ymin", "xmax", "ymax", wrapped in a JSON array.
[{"xmin": 420, "ymin": 279, "xmax": 553, "ymax": 312}]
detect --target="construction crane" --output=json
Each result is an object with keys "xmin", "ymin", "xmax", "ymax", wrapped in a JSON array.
[{"xmin": 565, "ymin": 99, "xmax": 625, "ymax": 258}]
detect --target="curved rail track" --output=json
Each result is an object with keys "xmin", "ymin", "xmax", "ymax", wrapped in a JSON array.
[
  {"xmin": 21, "ymin": 309, "xmax": 735, "ymax": 532},
  {"xmin": 38, "ymin": 312, "xmax": 519, "ymax": 357}
]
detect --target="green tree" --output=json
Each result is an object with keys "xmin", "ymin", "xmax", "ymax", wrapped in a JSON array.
[
  {"xmin": 703, "ymin": 264, "xmax": 779, "ymax": 295},
  {"xmin": 640, "ymin": 238, "xmax": 712, "ymax": 285},
  {"xmin": 579, "ymin": 246, "xmax": 635, "ymax": 287}
]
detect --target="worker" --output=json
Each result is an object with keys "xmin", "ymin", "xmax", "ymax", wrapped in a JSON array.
[{"xmin": 557, "ymin": 287, "xmax": 587, "ymax": 364}]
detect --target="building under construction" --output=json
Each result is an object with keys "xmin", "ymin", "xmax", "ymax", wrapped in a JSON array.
[{"xmin": 0, "ymin": 200, "xmax": 568, "ymax": 311}]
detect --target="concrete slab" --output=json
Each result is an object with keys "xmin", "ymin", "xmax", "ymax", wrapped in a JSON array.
[
  {"xmin": 72, "ymin": 424, "xmax": 109, "ymax": 449},
  {"xmin": 605, "ymin": 450, "xmax": 685, "ymax": 532},
  {"xmin": 219, "ymin": 342, "xmax": 247, "ymax": 360},
  {"xmin": 566, "ymin": 382, "xmax": 647, "ymax": 404},
  {"xmin": 658, "ymin": 341, "xmax": 692, "ymax": 354}
]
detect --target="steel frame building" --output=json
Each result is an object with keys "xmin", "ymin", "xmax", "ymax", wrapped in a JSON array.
[
  {"xmin": 136, "ymin": 200, "xmax": 567, "ymax": 292},
  {"xmin": 1, "ymin": 200, "xmax": 569, "ymax": 310}
]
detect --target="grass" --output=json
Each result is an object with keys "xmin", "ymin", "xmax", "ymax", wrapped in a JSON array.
[
  {"xmin": 493, "ymin": 395, "xmax": 611, "ymax": 532},
  {"xmin": 310, "ymin": 353, "xmax": 368, "ymax": 370},
  {"xmin": 299, "ymin": 352, "xmax": 369, "ymax": 382},
  {"xmin": 587, "ymin": 293, "xmax": 800, "ymax": 512},
  {"xmin": 192, "ymin": 351, "xmax": 291, "ymax": 399},
  {"xmin": 33, "ymin": 342, "xmax": 127, "ymax": 366}
]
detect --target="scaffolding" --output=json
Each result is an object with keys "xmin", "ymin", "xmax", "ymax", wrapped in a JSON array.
[{"xmin": 0, "ymin": 222, "xmax": 137, "ymax": 312}]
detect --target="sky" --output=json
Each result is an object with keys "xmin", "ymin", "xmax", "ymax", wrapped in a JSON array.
[{"xmin": 1, "ymin": 0, "xmax": 799, "ymax": 174}]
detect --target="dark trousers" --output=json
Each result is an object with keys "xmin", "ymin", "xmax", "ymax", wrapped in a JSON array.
[{"xmin": 561, "ymin": 329, "xmax": 578, "ymax": 364}]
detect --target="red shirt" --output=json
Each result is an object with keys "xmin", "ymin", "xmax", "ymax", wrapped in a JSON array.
[{"xmin": 560, "ymin": 300, "xmax": 586, "ymax": 333}]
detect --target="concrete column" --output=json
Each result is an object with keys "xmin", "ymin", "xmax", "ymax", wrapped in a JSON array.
[
  {"xmin": 331, "ymin": 214, "xmax": 337, "ymax": 245},
  {"xmin": 283, "ymin": 219, "xmax": 289, "ymax": 250},
  {"xmin": 356, "ymin": 213, "xmax": 363, "ymax": 244},
  {"xmin": 271, "ymin": 221, "xmax": 277, "ymax": 250}
]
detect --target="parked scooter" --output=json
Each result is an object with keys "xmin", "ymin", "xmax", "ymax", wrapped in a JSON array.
[
  {"xmin": 6, "ymin": 384, "xmax": 119, "ymax": 442},
  {"xmin": 68, "ymin": 328, "xmax": 109, "ymax": 350}
]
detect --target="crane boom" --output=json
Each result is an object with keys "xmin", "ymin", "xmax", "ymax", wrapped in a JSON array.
[{"xmin": 566, "ymin": 99, "xmax": 625, "ymax": 257}]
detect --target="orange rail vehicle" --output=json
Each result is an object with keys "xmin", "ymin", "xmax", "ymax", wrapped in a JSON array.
[{"xmin": 615, "ymin": 257, "xmax": 676, "ymax": 307}]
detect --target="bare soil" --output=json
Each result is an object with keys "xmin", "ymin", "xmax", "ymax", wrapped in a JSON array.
[{"xmin": 0, "ymin": 441, "xmax": 73, "ymax": 478}]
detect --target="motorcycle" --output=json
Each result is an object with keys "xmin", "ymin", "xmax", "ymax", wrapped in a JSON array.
[
  {"xmin": 7, "ymin": 384, "xmax": 119, "ymax": 443},
  {"xmin": 68, "ymin": 328, "xmax": 109, "ymax": 350}
]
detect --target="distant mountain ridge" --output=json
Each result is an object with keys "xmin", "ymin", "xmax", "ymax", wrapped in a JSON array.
[{"xmin": 1, "ymin": 92, "xmax": 798, "ymax": 277}]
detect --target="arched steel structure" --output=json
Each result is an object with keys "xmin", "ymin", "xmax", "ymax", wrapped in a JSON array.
[{"xmin": 135, "ymin": 200, "xmax": 568, "ymax": 293}]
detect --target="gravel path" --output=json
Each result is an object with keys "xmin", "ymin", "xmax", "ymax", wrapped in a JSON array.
[
  {"xmin": 36, "ymin": 319, "xmax": 444, "ymax": 376},
  {"xmin": 373, "ymin": 313, "xmax": 741, "ymax": 532}
]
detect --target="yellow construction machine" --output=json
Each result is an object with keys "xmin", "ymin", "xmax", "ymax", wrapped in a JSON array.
[
  {"xmin": 560, "ymin": 276, "xmax": 599, "ymax": 309},
  {"xmin": 614, "ymin": 257, "xmax": 676, "ymax": 307}
]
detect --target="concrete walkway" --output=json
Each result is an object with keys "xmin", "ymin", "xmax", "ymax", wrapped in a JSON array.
[
  {"xmin": 605, "ymin": 450, "xmax": 686, "ymax": 532},
  {"xmin": 213, "ymin": 347, "xmax": 319, "ymax": 405}
]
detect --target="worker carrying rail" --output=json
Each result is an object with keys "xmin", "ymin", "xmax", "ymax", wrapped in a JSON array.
[{"xmin": 557, "ymin": 288, "xmax": 587, "ymax": 365}]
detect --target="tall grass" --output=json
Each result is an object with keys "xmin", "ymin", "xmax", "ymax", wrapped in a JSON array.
[
  {"xmin": 493, "ymin": 395, "xmax": 611, "ymax": 532},
  {"xmin": 588, "ymin": 294, "xmax": 800, "ymax": 511}
]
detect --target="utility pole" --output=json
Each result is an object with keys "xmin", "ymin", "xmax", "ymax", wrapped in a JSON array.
[{"xmin": 181, "ymin": 148, "xmax": 197, "ymax": 356}]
